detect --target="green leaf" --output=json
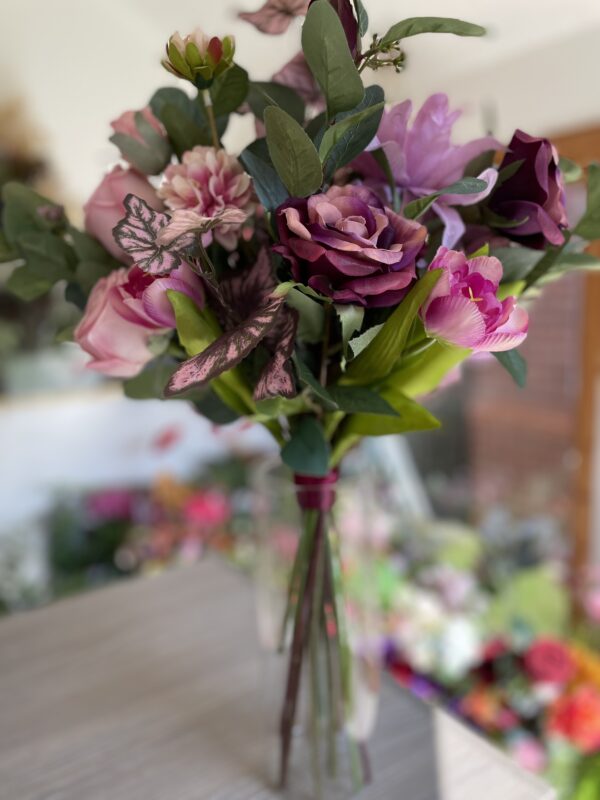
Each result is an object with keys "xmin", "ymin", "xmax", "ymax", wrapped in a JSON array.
[
  {"xmin": 17, "ymin": 231, "xmax": 77, "ymax": 282},
  {"xmin": 319, "ymin": 92, "xmax": 383, "ymax": 164},
  {"xmin": 210, "ymin": 65, "xmax": 249, "ymax": 117},
  {"xmin": 348, "ymin": 323, "xmax": 383, "ymax": 358},
  {"xmin": 76, "ymin": 260, "xmax": 113, "ymax": 294},
  {"xmin": 194, "ymin": 389, "xmax": 241, "ymax": 424},
  {"xmin": 494, "ymin": 157, "xmax": 525, "ymax": 188},
  {"xmin": 254, "ymin": 395, "xmax": 308, "ymax": 421},
  {"xmin": 403, "ymin": 177, "xmax": 487, "ymax": 220},
  {"xmin": 574, "ymin": 163, "xmax": 600, "ymax": 241},
  {"xmin": 343, "ymin": 386, "xmax": 440, "ymax": 436},
  {"xmin": 574, "ymin": 755, "xmax": 600, "ymax": 800},
  {"xmin": 68, "ymin": 227, "xmax": 115, "ymax": 264},
  {"xmin": 370, "ymin": 148, "xmax": 400, "ymax": 211},
  {"xmin": 383, "ymin": 341, "xmax": 470, "ymax": 399},
  {"xmin": 2, "ymin": 183, "xmax": 64, "ymax": 244},
  {"xmin": 523, "ymin": 239, "xmax": 569, "ymax": 290},
  {"xmin": 281, "ymin": 416, "xmax": 331, "ymax": 476},
  {"xmin": 491, "ymin": 245, "xmax": 541, "ymax": 282},
  {"xmin": 482, "ymin": 208, "xmax": 529, "ymax": 229},
  {"xmin": 343, "ymin": 270, "xmax": 442, "ymax": 385},
  {"xmin": 381, "ymin": 17, "xmax": 486, "ymax": 47},
  {"xmin": 149, "ymin": 88, "xmax": 220, "ymax": 157},
  {"xmin": 239, "ymin": 138, "xmax": 288, "ymax": 211},
  {"xmin": 302, "ymin": 0, "xmax": 365, "ymax": 118},
  {"xmin": 328, "ymin": 385, "xmax": 398, "ymax": 416},
  {"xmin": 286, "ymin": 287, "xmax": 325, "ymax": 343},
  {"xmin": 559, "ymin": 155, "xmax": 583, "ymax": 184},
  {"xmin": 123, "ymin": 357, "xmax": 176, "ymax": 399},
  {"xmin": 335, "ymin": 304, "xmax": 364, "ymax": 355},
  {"xmin": 5, "ymin": 264, "xmax": 53, "ymax": 300},
  {"xmin": 0, "ymin": 230, "xmax": 18, "ymax": 262},
  {"xmin": 247, "ymin": 81, "xmax": 305, "ymax": 124},
  {"xmin": 264, "ymin": 106, "xmax": 323, "ymax": 197},
  {"xmin": 493, "ymin": 348, "xmax": 527, "ymax": 388},
  {"xmin": 109, "ymin": 132, "xmax": 169, "ymax": 175},
  {"xmin": 353, "ymin": 0, "xmax": 369, "ymax": 36},
  {"xmin": 293, "ymin": 355, "xmax": 338, "ymax": 410}
]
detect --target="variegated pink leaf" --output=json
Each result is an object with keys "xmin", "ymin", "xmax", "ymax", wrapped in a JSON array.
[
  {"xmin": 220, "ymin": 247, "xmax": 275, "ymax": 324},
  {"xmin": 255, "ymin": 307, "xmax": 298, "ymax": 400},
  {"xmin": 239, "ymin": 0, "xmax": 309, "ymax": 34},
  {"xmin": 113, "ymin": 194, "xmax": 182, "ymax": 275},
  {"xmin": 165, "ymin": 294, "xmax": 285, "ymax": 397},
  {"xmin": 157, "ymin": 207, "xmax": 248, "ymax": 247}
]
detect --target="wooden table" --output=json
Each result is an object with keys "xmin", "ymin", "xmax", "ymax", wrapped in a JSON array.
[{"xmin": 0, "ymin": 559, "xmax": 555, "ymax": 800}]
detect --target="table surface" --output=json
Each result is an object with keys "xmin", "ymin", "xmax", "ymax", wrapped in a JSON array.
[{"xmin": 0, "ymin": 559, "xmax": 555, "ymax": 800}]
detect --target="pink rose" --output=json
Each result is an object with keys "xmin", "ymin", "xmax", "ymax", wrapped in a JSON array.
[
  {"xmin": 74, "ymin": 263, "xmax": 203, "ymax": 378},
  {"xmin": 84, "ymin": 166, "xmax": 163, "ymax": 260},
  {"xmin": 524, "ymin": 638, "xmax": 576, "ymax": 686},
  {"xmin": 110, "ymin": 107, "xmax": 165, "ymax": 144}
]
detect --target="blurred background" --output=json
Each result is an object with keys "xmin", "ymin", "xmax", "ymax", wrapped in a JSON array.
[{"xmin": 1, "ymin": 1, "xmax": 600, "ymax": 796}]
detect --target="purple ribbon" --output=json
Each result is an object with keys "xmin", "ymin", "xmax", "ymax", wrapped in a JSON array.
[{"xmin": 293, "ymin": 470, "xmax": 338, "ymax": 512}]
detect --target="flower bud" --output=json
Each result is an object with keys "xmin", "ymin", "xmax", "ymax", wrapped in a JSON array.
[{"xmin": 162, "ymin": 28, "xmax": 235, "ymax": 88}]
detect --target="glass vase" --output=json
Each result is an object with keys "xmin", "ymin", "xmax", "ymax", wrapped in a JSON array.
[{"xmin": 253, "ymin": 460, "xmax": 382, "ymax": 799}]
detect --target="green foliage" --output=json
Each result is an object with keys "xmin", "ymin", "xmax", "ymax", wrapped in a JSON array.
[
  {"xmin": 6, "ymin": 265, "xmax": 53, "ymax": 300},
  {"xmin": 110, "ymin": 112, "xmax": 172, "ymax": 175},
  {"xmin": 281, "ymin": 416, "xmax": 331, "ymax": 476},
  {"xmin": 485, "ymin": 567, "xmax": 570, "ymax": 638},
  {"xmin": 335, "ymin": 304, "xmax": 364, "ymax": 355},
  {"xmin": 559, "ymin": 155, "xmax": 583, "ymax": 184},
  {"xmin": 403, "ymin": 177, "xmax": 487, "ymax": 220},
  {"xmin": 327, "ymin": 385, "xmax": 399, "ymax": 416},
  {"xmin": 493, "ymin": 349, "xmax": 527, "ymax": 388},
  {"xmin": 353, "ymin": 0, "xmax": 369, "ymax": 36},
  {"xmin": 343, "ymin": 270, "xmax": 442, "ymax": 385},
  {"xmin": 247, "ymin": 81, "xmax": 305, "ymax": 124},
  {"xmin": 293, "ymin": 355, "xmax": 338, "ymax": 410},
  {"xmin": 123, "ymin": 357, "xmax": 177, "ymax": 399},
  {"xmin": 264, "ymin": 106, "xmax": 323, "ymax": 197},
  {"xmin": 573, "ymin": 754, "xmax": 600, "ymax": 800},
  {"xmin": 343, "ymin": 386, "xmax": 440, "ymax": 436},
  {"xmin": 301, "ymin": 0, "xmax": 364, "ymax": 118},
  {"xmin": 574, "ymin": 163, "xmax": 600, "ymax": 241},
  {"xmin": 383, "ymin": 341, "xmax": 470, "ymax": 399},
  {"xmin": 210, "ymin": 65, "xmax": 249, "ymax": 117},
  {"xmin": 319, "ymin": 87, "xmax": 384, "ymax": 179},
  {"xmin": 1, "ymin": 182, "xmax": 64, "ymax": 242},
  {"xmin": 149, "ymin": 87, "xmax": 223, "ymax": 157},
  {"xmin": 239, "ymin": 138, "xmax": 288, "ymax": 211},
  {"xmin": 286, "ymin": 288, "xmax": 325, "ymax": 343},
  {"xmin": 381, "ymin": 17, "xmax": 486, "ymax": 47}
]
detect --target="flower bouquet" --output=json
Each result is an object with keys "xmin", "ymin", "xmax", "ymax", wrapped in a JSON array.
[{"xmin": 2, "ymin": 0, "xmax": 600, "ymax": 794}]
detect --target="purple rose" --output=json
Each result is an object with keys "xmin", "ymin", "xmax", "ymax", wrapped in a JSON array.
[
  {"xmin": 274, "ymin": 185, "xmax": 427, "ymax": 307},
  {"xmin": 488, "ymin": 129, "xmax": 568, "ymax": 249}
]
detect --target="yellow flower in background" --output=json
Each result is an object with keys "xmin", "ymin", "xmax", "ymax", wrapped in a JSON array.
[
  {"xmin": 569, "ymin": 642, "xmax": 600, "ymax": 690},
  {"xmin": 152, "ymin": 474, "xmax": 194, "ymax": 513}
]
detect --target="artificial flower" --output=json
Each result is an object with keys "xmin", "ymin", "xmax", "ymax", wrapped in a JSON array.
[
  {"xmin": 420, "ymin": 247, "xmax": 529, "ymax": 352},
  {"xmin": 239, "ymin": 0, "xmax": 309, "ymax": 35},
  {"xmin": 158, "ymin": 146, "xmax": 254, "ymax": 250},
  {"xmin": 353, "ymin": 94, "xmax": 499, "ymax": 247},
  {"xmin": 74, "ymin": 263, "xmax": 203, "ymax": 378},
  {"xmin": 84, "ymin": 166, "xmax": 162, "ymax": 261},
  {"xmin": 488, "ymin": 129, "xmax": 568, "ymax": 249},
  {"xmin": 110, "ymin": 107, "xmax": 165, "ymax": 146},
  {"xmin": 162, "ymin": 29, "xmax": 235, "ymax": 85},
  {"xmin": 524, "ymin": 638, "xmax": 576, "ymax": 686},
  {"xmin": 274, "ymin": 184, "xmax": 427, "ymax": 307},
  {"xmin": 110, "ymin": 107, "xmax": 171, "ymax": 175},
  {"xmin": 548, "ymin": 685, "xmax": 600, "ymax": 753}
]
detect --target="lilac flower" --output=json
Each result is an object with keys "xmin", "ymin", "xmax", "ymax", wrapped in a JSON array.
[
  {"xmin": 420, "ymin": 247, "xmax": 528, "ymax": 352},
  {"xmin": 488, "ymin": 129, "xmax": 568, "ymax": 249},
  {"xmin": 353, "ymin": 94, "xmax": 500, "ymax": 247},
  {"xmin": 274, "ymin": 185, "xmax": 427, "ymax": 307}
]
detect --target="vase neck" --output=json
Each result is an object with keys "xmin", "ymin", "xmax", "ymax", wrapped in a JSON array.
[{"xmin": 293, "ymin": 471, "xmax": 338, "ymax": 512}]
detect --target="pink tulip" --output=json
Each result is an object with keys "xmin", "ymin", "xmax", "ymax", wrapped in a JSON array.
[
  {"xmin": 420, "ymin": 247, "xmax": 528, "ymax": 352},
  {"xmin": 74, "ymin": 263, "xmax": 203, "ymax": 378},
  {"xmin": 84, "ymin": 166, "xmax": 163, "ymax": 260}
]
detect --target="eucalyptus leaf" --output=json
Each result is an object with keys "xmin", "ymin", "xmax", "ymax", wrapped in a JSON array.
[
  {"xmin": 264, "ymin": 106, "xmax": 323, "ymax": 197},
  {"xmin": 6, "ymin": 265, "xmax": 53, "ymax": 300},
  {"xmin": 281, "ymin": 416, "xmax": 331, "ymax": 476},
  {"xmin": 302, "ymin": 0, "xmax": 364, "ymax": 118},
  {"xmin": 403, "ymin": 177, "xmax": 488, "ymax": 220},
  {"xmin": 247, "ymin": 81, "xmax": 305, "ymax": 124},
  {"xmin": 17, "ymin": 232, "xmax": 77, "ymax": 282},
  {"xmin": 353, "ymin": 0, "xmax": 369, "ymax": 36},
  {"xmin": 343, "ymin": 270, "xmax": 442, "ymax": 385},
  {"xmin": 493, "ymin": 348, "xmax": 527, "ymax": 388},
  {"xmin": 240, "ymin": 138, "xmax": 289, "ymax": 211},
  {"xmin": 210, "ymin": 65, "xmax": 249, "ymax": 117},
  {"xmin": 381, "ymin": 17, "xmax": 486, "ymax": 47},
  {"xmin": 320, "ymin": 87, "xmax": 384, "ymax": 178},
  {"xmin": 574, "ymin": 163, "xmax": 600, "ymax": 241},
  {"xmin": 2, "ymin": 183, "xmax": 64, "ymax": 244}
]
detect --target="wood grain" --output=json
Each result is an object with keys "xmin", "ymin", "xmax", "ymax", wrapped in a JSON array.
[{"xmin": 0, "ymin": 560, "xmax": 555, "ymax": 800}]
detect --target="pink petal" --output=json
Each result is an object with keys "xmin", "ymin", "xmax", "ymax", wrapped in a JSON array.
[
  {"xmin": 479, "ymin": 306, "xmax": 529, "ymax": 352},
  {"xmin": 434, "ymin": 204, "xmax": 466, "ymax": 249},
  {"xmin": 424, "ymin": 294, "xmax": 486, "ymax": 348}
]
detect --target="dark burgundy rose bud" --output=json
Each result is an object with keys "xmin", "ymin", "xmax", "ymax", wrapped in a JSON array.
[
  {"xmin": 273, "ymin": 185, "xmax": 427, "ymax": 308},
  {"xmin": 488, "ymin": 129, "xmax": 568, "ymax": 250}
]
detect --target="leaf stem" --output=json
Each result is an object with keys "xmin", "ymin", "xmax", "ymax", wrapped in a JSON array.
[{"xmin": 202, "ymin": 89, "xmax": 221, "ymax": 150}]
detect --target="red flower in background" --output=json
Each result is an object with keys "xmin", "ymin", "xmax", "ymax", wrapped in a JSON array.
[
  {"xmin": 183, "ymin": 490, "xmax": 231, "ymax": 529},
  {"xmin": 524, "ymin": 639, "xmax": 576, "ymax": 686},
  {"xmin": 548, "ymin": 685, "xmax": 600, "ymax": 753}
]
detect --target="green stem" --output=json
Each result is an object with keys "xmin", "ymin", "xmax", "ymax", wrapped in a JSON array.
[
  {"xmin": 309, "ymin": 529, "xmax": 325, "ymax": 798},
  {"xmin": 278, "ymin": 510, "xmax": 317, "ymax": 652},
  {"xmin": 202, "ymin": 89, "xmax": 221, "ymax": 150}
]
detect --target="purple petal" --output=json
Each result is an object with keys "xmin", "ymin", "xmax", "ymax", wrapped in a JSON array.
[{"xmin": 424, "ymin": 294, "xmax": 486, "ymax": 348}]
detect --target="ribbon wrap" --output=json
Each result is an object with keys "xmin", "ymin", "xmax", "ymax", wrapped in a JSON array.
[{"xmin": 293, "ymin": 470, "xmax": 338, "ymax": 512}]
